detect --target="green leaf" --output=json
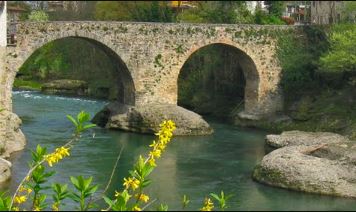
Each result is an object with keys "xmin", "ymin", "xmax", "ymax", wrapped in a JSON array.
[
  {"xmin": 103, "ymin": 196, "xmax": 113, "ymax": 207},
  {"xmin": 157, "ymin": 203, "xmax": 169, "ymax": 211},
  {"xmin": 83, "ymin": 124, "xmax": 96, "ymax": 130},
  {"xmin": 70, "ymin": 176, "xmax": 80, "ymax": 190},
  {"xmin": 77, "ymin": 111, "xmax": 90, "ymax": 124},
  {"xmin": 66, "ymin": 115, "xmax": 78, "ymax": 127}
]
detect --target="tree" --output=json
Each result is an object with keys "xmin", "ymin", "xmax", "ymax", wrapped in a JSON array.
[{"xmin": 265, "ymin": 1, "xmax": 285, "ymax": 17}]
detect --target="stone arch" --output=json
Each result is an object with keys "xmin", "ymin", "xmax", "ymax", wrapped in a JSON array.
[
  {"xmin": 175, "ymin": 42, "xmax": 260, "ymax": 116},
  {"xmin": 6, "ymin": 34, "xmax": 136, "ymax": 110}
]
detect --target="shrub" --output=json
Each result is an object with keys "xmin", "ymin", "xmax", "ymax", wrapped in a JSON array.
[
  {"xmin": 28, "ymin": 10, "xmax": 49, "ymax": 22},
  {"xmin": 319, "ymin": 24, "xmax": 356, "ymax": 74}
]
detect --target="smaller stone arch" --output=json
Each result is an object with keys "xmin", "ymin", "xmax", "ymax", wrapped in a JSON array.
[{"xmin": 175, "ymin": 42, "xmax": 260, "ymax": 117}]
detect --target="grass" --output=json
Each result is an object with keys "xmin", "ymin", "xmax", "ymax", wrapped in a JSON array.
[{"xmin": 13, "ymin": 79, "xmax": 42, "ymax": 90}]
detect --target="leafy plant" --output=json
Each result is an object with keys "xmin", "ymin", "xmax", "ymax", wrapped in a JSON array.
[
  {"xmin": 210, "ymin": 191, "xmax": 233, "ymax": 210},
  {"xmin": 28, "ymin": 10, "xmax": 49, "ymax": 22},
  {"xmin": 69, "ymin": 176, "xmax": 98, "ymax": 211},
  {"xmin": 66, "ymin": 111, "xmax": 97, "ymax": 134}
]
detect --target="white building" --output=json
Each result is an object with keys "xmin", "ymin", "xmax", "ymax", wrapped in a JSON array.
[
  {"xmin": 0, "ymin": 1, "xmax": 6, "ymax": 47},
  {"xmin": 246, "ymin": 1, "xmax": 268, "ymax": 14}
]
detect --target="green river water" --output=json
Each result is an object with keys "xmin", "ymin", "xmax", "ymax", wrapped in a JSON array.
[{"xmin": 5, "ymin": 90, "xmax": 356, "ymax": 210}]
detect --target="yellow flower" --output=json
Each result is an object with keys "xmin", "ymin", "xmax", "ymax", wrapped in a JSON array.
[
  {"xmin": 135, "ymin": 193, "xmax": 149, "ymax": 203},
  {"xmin": 25, "ymin": 176, "xmax": 30, "ymax": 182},
  {"xmin": 133, "ymin": 206, "xmax": 142, "ymax": 211},
  {"xmin": 200, "ymin": 198, "xmax": 214, "ymax": 211},
  {"xmin": 52, "ymin": 203, "xmax": 59, "ymax": 211},
  {"xmin": 14, "ymin": 195, "xmax": 27, "ymax": 204},
  {"xmin": 123, "ymin": 177, "xmax": 140, "ymax": 190},
  {"xmin": 45, "ymin": 147, "xmax": 70, "ymax": 167},
  {"xmin": 150, "ymin": 149, "xmax": 161, "ymax": 158},
  {"xmin": 19, "ymin": 186, "xmax": 26, "ymax": 193},
  {"xmin": 27, "ymin": 188, "xmax": 32, "ymax": 194},
  {"xmin": 12, "ymin": 207, "xmax": 19, "ymax": 211},
  {"xmin": 57, "ymin": 147, "xmax": 70, "ymax": 157},
  {"xmin": 148, "ymin": 158, "xmax": 156, "ymax": 167},
  {"xmin": 33, "ymin": 206, "xmax": 41, "ymax": 211}
]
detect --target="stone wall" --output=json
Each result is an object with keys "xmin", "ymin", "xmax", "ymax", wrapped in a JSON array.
[
  {"xmin": 3, "ymin": 21, "xmax": 293, "ymax": 119},
  {"xmin": 0, "ymin": 2, "xmax": 6, "ymax": 47}
]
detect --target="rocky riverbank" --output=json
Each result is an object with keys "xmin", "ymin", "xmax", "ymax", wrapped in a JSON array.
[
  {"xmin": 253, "ymin": 130, "xmax": 356, "ymax": 198},
  {"xmin": 0, "ymin": 110, "xmax": 26, "ymax": 183},
  {"xmin": 92, "ymin": 102, "xmax": 214, "ymax": 136}
]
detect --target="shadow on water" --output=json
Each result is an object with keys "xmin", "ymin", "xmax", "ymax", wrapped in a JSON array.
[{"xmin": 6, "ymin": 91, "xmax": 356, "ymax": 211}]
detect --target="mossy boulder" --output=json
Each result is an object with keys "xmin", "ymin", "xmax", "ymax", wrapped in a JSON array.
[{"xmin": 92, "ymin": 102, "xmax": 214, "ymax": 136}]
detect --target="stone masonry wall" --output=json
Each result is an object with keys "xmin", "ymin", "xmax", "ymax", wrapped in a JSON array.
[{"xmin": 3, "ymin": 22, "xmax": 295, "ymax": 118}]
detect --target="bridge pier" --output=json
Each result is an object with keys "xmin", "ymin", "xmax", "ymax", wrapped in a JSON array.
[{"xmin": 0, "ymin": 46, "xmax": 26, "ymax": 163}]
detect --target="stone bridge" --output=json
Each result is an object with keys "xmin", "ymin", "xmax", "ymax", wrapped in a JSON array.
[{"xmin": 1, "ymin": 21, "xmax": 291, "ymax": 137}]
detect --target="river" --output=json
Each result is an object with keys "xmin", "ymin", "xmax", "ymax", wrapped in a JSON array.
[{"xmin": 6, "ymin": 90, "xmax": 356, "ymax": 210}]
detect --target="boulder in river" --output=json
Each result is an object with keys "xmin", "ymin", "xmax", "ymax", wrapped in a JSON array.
[
  {"xmin": 253, "ymin": 130, "xmax": 356, "ymax": 198},
  {"xmin": 92, "ymin": 102, "xmax": 214, "ymax": 136},
  {"xmin": 41, "ymin": 79, "xmax": 88, "ymax": 96}
]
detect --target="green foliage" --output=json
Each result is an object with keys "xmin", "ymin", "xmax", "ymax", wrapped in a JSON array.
[
  {"xmin": 254, "ymin": 9, "xmax": 284, "ymax": 25},
  {"xmin": 0, "ymin": 192, "xmax": 11, "ymax": 211},
  {"xmin": 18, "ymin": 38, "xmax": 124, "ymax": 100},
  {"xmin": 182, "ymin": 194, "xmax": 190, "ymax": 209},
  {"xmin": 13, "ymin": 79, "xmax": 42, "ymax": 90},
  {"xmin": 177, "ymin": 1, "xmax": 254, "ymax": 24},
  {"xmin": 19, "ymin": 42, "xmax": 69, "ymax": 81},
  {"xmin": 210, "ymin": 191, "xmax": 233, "ymax": 210},
  {"xmin": 157, "ymin": 204, "xmax": 169, "ymax": 211},
  {"xmin": 342, "ymin": 2, "xmax": 356, "ymax": 23},
  {"xmin": 28, "ymin": 10, "xmax": 49, "ymax": 22},
  {"xmin": 265, "ymin": 1, "xmax": 285, "ymax": 17},
  {"xmin": 319, "ymin": 24, "xmax": 356, "ymax": 73},
  {"xmin": 277, "ymin": 26, "xmax": 329, "ymax": 95},
  {"xmin": 70, "ymin": 176, "xmax": 98, "ymax": 210},
  {"xmin": 52, "ymin": 183, "xmax": 70, "ymax": 211},
  {"xmin": 95, "ymin": 1, "xmax": 175, "ymax": 22}
]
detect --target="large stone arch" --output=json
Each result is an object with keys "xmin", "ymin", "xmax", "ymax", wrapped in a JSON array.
[
  {"xmin": 4, "ymin": 32, "xmax": 136, "ymax": 111},
  {"xmin": 175, "ymin": 42, "xmax": 260, "ymax": 116}
]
